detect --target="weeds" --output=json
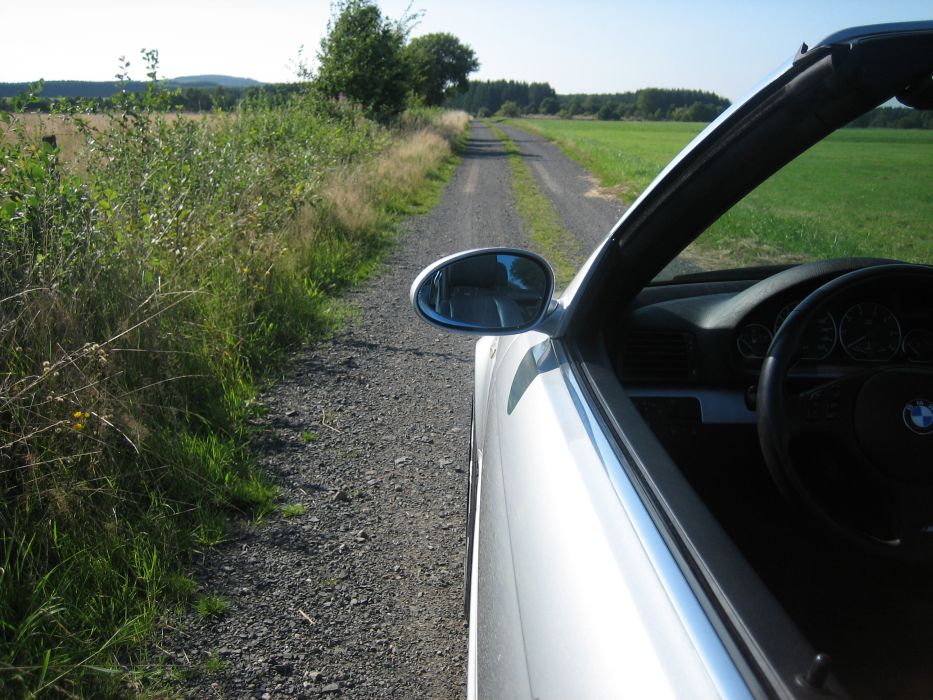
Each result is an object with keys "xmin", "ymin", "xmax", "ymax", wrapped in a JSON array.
[
  {"xmin": 201, "ymin": 654, "xmax": 227, "ymax": 673},
  {"xmin": 280, "ymin": 503, "xmax": 307, "ymax": 518},
  {"xmin": 195, "ymin": 595, "xmax": 229, "ymax": 620},
  {"xmin": 0, "ymin": 55, "xmax": 466, "ymax": 696}
]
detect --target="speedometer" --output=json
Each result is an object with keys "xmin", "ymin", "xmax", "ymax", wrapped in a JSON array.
[
  {"xmin": 839, "ymin": 302, "xmax": 901, "ymax": 361},
  {"xmin": 774, "ymin": 302, "xmax": 836, "ymax": 360}
]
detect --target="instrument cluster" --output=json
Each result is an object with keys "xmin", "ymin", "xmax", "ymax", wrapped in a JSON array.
[{"xmin": 736, "ymin": 293, "xmax": 933, "ymax": 364}]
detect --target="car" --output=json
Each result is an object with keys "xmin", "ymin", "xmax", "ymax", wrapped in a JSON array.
[{"xmin": 411, "ymin": 22, "xmax": 933, "ymax": 700}]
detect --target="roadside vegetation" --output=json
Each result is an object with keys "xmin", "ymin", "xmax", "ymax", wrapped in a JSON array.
[
  {"xmin": 0, "ymin": 49, "xmax": 468, "ymax": 696},
  {"xmin": 486, "ymin": 124, "xmax": 584, "ymax": 287},
  {"xmin": 511, "ymin": 118, "xmax": 933, "ymax": 266}
]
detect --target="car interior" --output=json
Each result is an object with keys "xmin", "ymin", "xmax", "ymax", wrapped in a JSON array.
[{"xmin": 568, "ymin": 26, "xmax": 933, "ymax": 700}]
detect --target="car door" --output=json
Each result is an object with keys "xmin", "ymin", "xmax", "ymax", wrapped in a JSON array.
[{"xmin": 474, "ymin": 330, "xmax": 750, "ymax": 699}]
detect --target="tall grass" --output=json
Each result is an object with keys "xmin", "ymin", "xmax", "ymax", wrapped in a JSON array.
[{"xmin": 0, "ymin": 72, "xmax": 466, "ymax": 697}]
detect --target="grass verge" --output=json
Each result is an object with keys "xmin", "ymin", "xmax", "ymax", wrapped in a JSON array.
[
  {"xmin": 486, "ymin": 123, "xmax": 583, "ymax": 287},
  {"xmin": 0, "ymin": 80, "xmax": 467, "ymax": 697}
]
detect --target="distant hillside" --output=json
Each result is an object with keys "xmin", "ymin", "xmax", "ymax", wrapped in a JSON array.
[
  {"xmin": 0, "ymin": 75, "xmax": 263, "ymax": 98},
  {"xmin": 170, "ymin": 75, "xmax": 263, "ymax": 88}
]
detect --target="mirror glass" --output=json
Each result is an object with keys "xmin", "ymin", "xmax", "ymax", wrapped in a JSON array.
[{"xmin": 415, "ymin": 252, "xmax": 551, "ymax": 333}]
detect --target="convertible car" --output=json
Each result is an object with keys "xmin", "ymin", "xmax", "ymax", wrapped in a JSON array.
[{"xmin": 411, "ymin": 23, "xmax": 933, "ymax": 699}]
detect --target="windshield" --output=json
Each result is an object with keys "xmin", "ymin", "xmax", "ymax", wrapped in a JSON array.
[{"xmin": 655, "ymin": 117, "xmax": 933, "ymax": 282}]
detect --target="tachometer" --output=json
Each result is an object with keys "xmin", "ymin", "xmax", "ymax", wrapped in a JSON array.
[
  {"xmin": 774, "ymin": 301, "xmax": 836, "ymax": 360},
  {"xmin": 839, "ymin": 302, "xmax": 901, "ymax": 361}
]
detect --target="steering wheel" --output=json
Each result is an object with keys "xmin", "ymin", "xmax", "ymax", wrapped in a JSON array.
[{"xmin": 758, "ymin": 264, "xmax": 933, "ymax": 557}]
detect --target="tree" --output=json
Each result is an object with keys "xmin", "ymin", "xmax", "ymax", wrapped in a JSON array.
[
  {"xmin": 597, "ymin": 102, "xmax": 619, "ymax": 121},
  {"xmin": 404, "ymin": 33, "xmax": 479, "ymax": 106},
  {"xmin": 315, "ymin": 0, "xmax": 410, "ymax": 120},
  {"xmin": 539, "ymin": 96, "xmax": 559, "ymax": 115},
  {"xmin": 497, "ymin": 100, "xmax": 521, "ymax": 118}
]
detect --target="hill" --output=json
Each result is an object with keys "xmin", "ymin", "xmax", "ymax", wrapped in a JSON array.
[
  {"xmin": 0, "ymin": 75, "xmax": 263, "ymax": 98},
  {"xmin": 169, "ymin": 75, "xmax": 263, "ymax": 88}
]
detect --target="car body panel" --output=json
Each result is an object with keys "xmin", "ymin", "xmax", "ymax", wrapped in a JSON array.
[{"xmin": 473, "ymin": 330, "xmax": 752, "ymax": 698}]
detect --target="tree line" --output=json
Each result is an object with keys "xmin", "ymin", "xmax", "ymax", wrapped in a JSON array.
[
  {"xmin": 447, "ymin": 81, "xmax": 732, "ymax": 121},
  {"xmin": 447, "ymin": 79, "xmax": 933, "ymax": 127},
  {"xmin": 846, "ymin": 105, "xmax": 933, "ymax": 129},
  {"xmin": 5, "ymin": 1, "xmax": 932, "ymax": 131}
]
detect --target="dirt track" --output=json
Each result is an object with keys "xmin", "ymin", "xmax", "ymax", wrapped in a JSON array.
[{"xmin": 160, "ymin": 122, "xmax": 627, "ymax": 698}]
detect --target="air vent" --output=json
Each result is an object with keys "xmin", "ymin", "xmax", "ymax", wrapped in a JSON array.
[{"xmin": 618, "ymin": 331, "xmax": 697, "ymax": 381}]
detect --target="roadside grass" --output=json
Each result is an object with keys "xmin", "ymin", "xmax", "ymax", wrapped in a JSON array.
[
  {"xmin": 0, "ymin": 81, "xmax": 467, "ymax": 698},
  {"xmin": 511, "ymin": 119, "xmax": 700, "ymax": 200},
  {"xmin": 510, "ymin": 118, "xmax": 933, "ymax": 267},
  {"xmin": 486, "ymin": 123, "xmax": 584, "ymax": 287}
]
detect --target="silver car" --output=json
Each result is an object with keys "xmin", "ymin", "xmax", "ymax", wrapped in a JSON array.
[{"xmin": 412, "ymin": 22, "xmax": 933, "ymax": 700}]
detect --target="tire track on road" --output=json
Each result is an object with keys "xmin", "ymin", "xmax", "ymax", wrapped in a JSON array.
[
  {"xmin": 499, "ymin": 123, "xmax": 704, "ymax": 279},
  {"xmin": 161, "ymin": 122, "xmax": 529, "ymax": 699},
  {"xmin": 498, "ymin": 124, "xmax": 626, "ymax": 252}
]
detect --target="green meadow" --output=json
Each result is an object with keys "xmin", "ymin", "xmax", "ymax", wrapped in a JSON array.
[{"xmin": 512, "ymin": 119, "xmax": 933, "ymax": 267}]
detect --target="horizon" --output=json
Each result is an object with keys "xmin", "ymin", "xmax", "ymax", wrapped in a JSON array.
[{"xmin": 1, "ymin": 1, "xmax": 930, "ymax": 103}]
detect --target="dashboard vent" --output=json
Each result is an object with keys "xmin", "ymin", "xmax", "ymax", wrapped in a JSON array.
[{"xmin": 618, "ymin": 331, "xmax": 697, "ymax": 381}]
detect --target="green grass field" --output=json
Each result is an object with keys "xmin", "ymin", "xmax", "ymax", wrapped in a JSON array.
[{"xmin": 512, "ymin": 118, "xmax": 933, "ymax": 267}]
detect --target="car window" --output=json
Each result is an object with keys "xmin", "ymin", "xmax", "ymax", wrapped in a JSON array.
[{"xmin": 656, "ymin": 122, "xmax": 933, "ymax": 280}]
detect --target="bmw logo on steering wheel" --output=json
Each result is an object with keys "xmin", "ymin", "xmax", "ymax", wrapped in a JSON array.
[{"xmin": 904, "ymin": 399, "xmax": 933, "ymax": 435}]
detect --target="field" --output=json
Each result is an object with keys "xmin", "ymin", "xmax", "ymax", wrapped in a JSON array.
[
  {"xmin": 2, "ymin": 112, "xmax": 211, "ymax": 168},
  {"xmin": 512, "ymin": 118, "xmax": 933, "ymax": 267}
]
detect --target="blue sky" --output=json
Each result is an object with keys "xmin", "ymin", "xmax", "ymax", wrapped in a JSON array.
[{"xmin": 2, "ymin": 1, "xmax": 930, "ymax": 101}]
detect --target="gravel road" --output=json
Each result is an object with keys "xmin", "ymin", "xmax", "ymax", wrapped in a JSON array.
[
  {"xmin": 160, "ymin": 122, "xmax": 625, "ymax": 698},
  {"xmin": 498, "ymin": 124, "xmax": 626, "ymax": 250}
]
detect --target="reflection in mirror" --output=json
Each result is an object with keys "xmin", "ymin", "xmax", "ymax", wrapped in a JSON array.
[{"xmin": 416, "ymin": 252, "xmax": 551, "ymax": 333}]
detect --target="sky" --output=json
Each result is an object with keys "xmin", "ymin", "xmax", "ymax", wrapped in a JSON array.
[{"xmin": 1, "ymin": 1, "xmax": 930, "ymax": 101}]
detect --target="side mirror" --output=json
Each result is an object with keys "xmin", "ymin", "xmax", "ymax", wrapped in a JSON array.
[{"xmin": 410, "ymin": 249, "xmax": 554, "ymax": 335}]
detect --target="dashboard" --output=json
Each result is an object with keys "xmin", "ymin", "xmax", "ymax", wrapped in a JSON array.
[{"xmin": 614, "ymin": 259, "xmax": 933, "ymax": 427}]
